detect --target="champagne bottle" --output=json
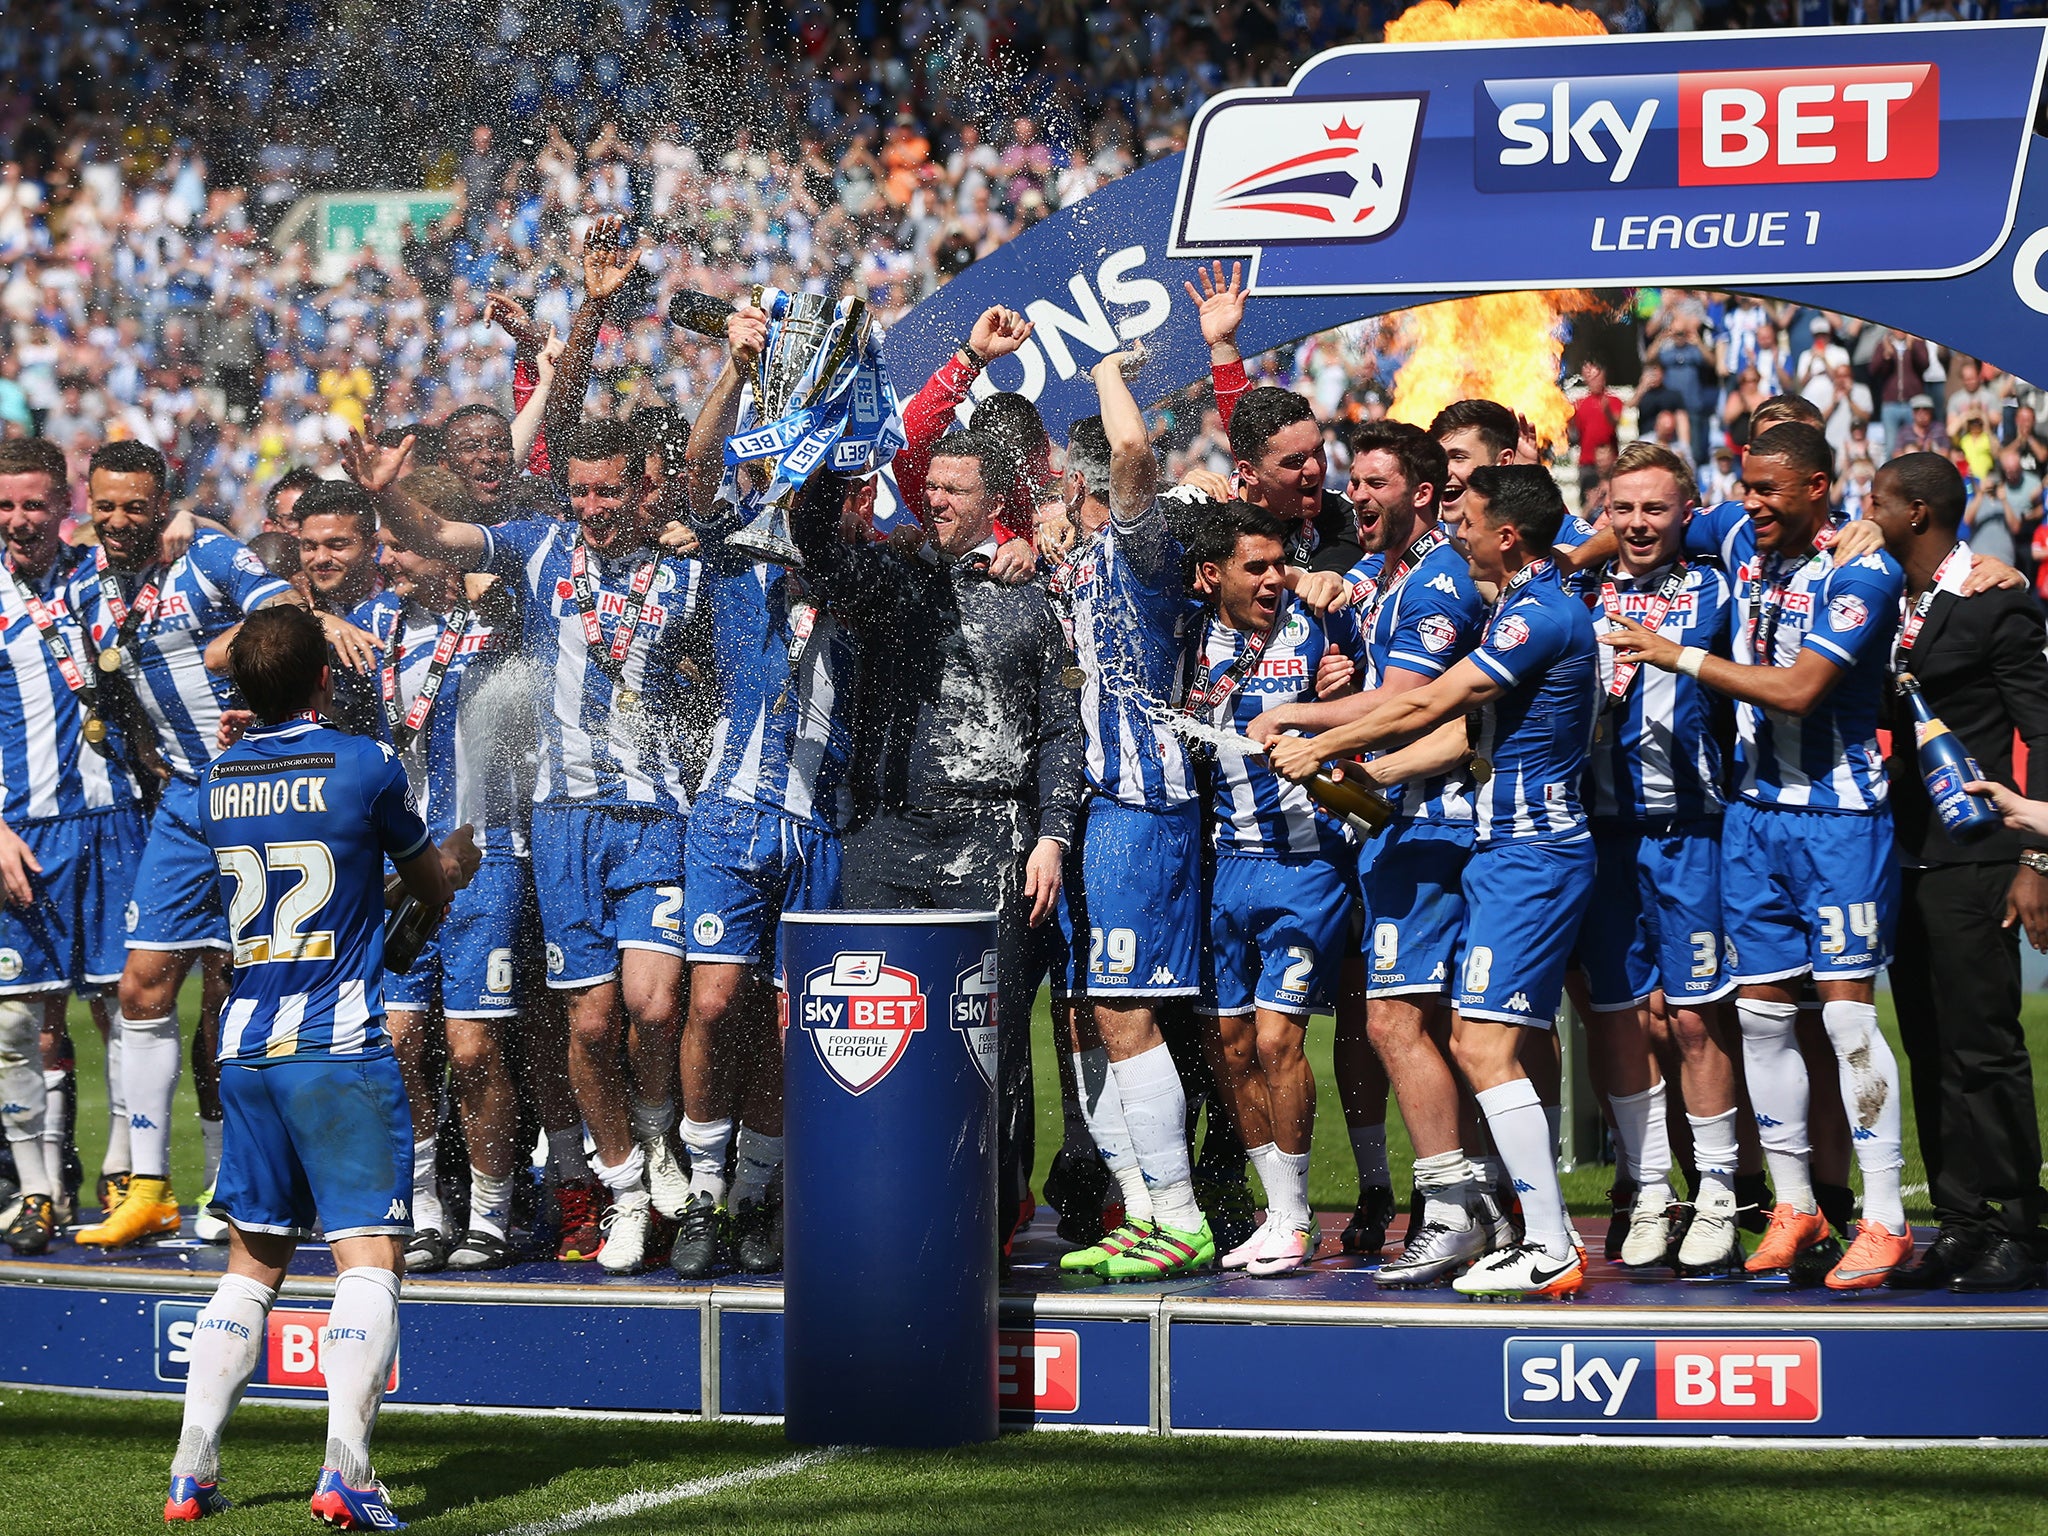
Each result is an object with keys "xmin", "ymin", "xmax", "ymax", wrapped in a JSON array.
[
  {"xmin": 383, "ymin": 826, "xmax": 475, "ymax": 974},
  {"xmin": 1899, "ymin": 673, "xmax": 2002, "ymax": 843},
  {"xmin": 1303, "ymin": 762, "xmax": 1395, "ymax": 838},
  {"xmin": 665, "ymin": 289, "xmax": 736, "ymax": 336}
]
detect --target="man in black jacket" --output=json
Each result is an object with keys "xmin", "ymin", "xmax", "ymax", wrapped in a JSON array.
[
  {"xmin": 1870, "ymin": 451, "xmax": 2048, "ymax": 1291},
  {"xmin": 792, "ymin": 441, "xmax": 1083, "ymax": 1225}
]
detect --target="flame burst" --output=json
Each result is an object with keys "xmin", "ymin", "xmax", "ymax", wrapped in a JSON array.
[{"xmin": 1384, "ymin": 0, "xmax": 1607, "ymax": 445}]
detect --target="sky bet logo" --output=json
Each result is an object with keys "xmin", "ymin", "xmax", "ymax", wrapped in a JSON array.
[
  {"xmin": 156, "ymin": 1301, "xmax": 398, "ymax": 1392},
  {"xmin": 1477, "ymin": 63, "xmax": 1936, "ymax": 192},
  {"xmin": 1505, "ymin": 1337, "xmax": 1820, "ymax": 1423},
  {"xmin": 798, "ymin": 951, "xmax": 927, "ymax": 1095}
]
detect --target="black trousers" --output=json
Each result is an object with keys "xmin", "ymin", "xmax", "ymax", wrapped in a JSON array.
[
  {"xmin": 1891, "ymin": 862, "xmax": 2046, "ymax": 1238},
  {"xmin": 841, "ymin": 805, "xmax": 1038, "ymax": 1209}
]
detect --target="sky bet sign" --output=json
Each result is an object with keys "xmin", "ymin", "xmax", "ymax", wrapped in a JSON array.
[
  {"xmin": 1169, "ymin": 25, "xmax": 2043, "ymax": 292},
  {"xmin": 1505, "ymin": 1337, "xmax": 1821, "ymax": 1425}
]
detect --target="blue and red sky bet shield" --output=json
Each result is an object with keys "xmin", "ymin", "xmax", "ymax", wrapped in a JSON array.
[{"xmin": 1170, "ymin": 23, "xmax": 2046, "ymax": 293}]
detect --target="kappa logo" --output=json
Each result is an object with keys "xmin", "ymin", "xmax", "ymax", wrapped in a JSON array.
[
  {"xmin": 951, "ymin": 949, "xmax": 1000, "ymax": 1091},
  {"xmin": 798, "ymin": 951, "xmax": 927, "ymax": 1095},
  {"xmin": 1507, "ymin": 991, "xmax": 1533, "ymax": 1012},
  {"xmin": 1506, "ymin": 1337, "xmax": 1820, "ymax": 1423},
  {"xmin": 1173, "ymin": 95, "xmax": 1426, "ymax": 251},
  {"xmin": 385, "ymin": 1198, "xmax": 407, "ymax": 1221},
  {"xmin": 1426, "ymin": 573, "xmax": 1461, "ymax": 597},
  {"xmin": 1148, "ymin": 966, "xmax": 1177, "ymax": 987}
]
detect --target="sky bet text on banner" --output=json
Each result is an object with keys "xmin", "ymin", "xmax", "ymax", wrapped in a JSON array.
[{"xmin": 883, "ymin": 23, "xmax": 2048, "ymax": 442}]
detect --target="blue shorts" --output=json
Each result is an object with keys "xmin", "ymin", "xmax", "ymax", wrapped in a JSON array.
[
  {"xmin": 1074, "ymin": 797, "xmax": 1202, "ymax": 998},
  {"xmin": 0, "ymin": 807, "xmax": 146, "ymax": 995},
  {"xmin": 385, "ymin": 857, "xmax": 534, "ymax": 1018},
  {"xmin": 127, "ymin": 779, "xmax": 227, "ymax": 953},
  {"xmin": 1579, "ymin": 820, "xmax": 1735, "ymax": 1013},
  {"xmin": 529, "ymin": 803, "xmax": 687, "ymax": 989},
  {"xmin": 1457, "ymin": 837, "xmax": 1597, "ymax": 1028},
  {"xmin": 683, "ymin": 797, "xmax": 841, "ymax": 979},
  {"xmin": 1722, "ymin": 799, "xmax": 1898, "ymax": 984},
  {"xmin": 1358, "ymin": 821, "xmax": 1471, "ymax": 1000},
  {"xmin": 213, "ymin": 1053, "xmax": 413, "ymax": 1241},
  {"xmin": 1205, "ymin": 852, "xmax": 1354, "ymax": 1017}
]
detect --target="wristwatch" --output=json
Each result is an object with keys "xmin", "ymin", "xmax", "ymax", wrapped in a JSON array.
[{"xmin": 2020, "ymin": 851, "xmax": 2048, "ymax": 876}]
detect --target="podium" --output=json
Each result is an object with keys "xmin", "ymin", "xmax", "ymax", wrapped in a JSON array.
[{"xmin": 780, "ymin": 910, "xmax": 1001, "ymax": 1447}]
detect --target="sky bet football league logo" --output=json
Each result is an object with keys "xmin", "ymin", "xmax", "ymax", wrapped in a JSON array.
[
  {"xmin": 1505, "ymin": 1337, "xmax": 1820, "ymax": 1423},
  {"xmin": 1175, "ymin": 95, "xmax": 1426, "ymax": 248},
  {"xmin": 798, "ymin": 951, "xmax": 927, "ymax": 1095},
  {"xmin": 952, "ymin": 949, "xmax": 999, "ymax": 1092}
]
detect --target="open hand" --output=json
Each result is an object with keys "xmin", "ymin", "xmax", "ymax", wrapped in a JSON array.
[
  {"xmin": 341, "ymin": 430, "xmax": 414, "ymax": 494},
  {"xmin": 581, "ymin": 214, "xmax": 639, "ymax": 304},
  {"xmin": 1183, "ymin": 260, "xmax": 1246, "ymax": 355}
]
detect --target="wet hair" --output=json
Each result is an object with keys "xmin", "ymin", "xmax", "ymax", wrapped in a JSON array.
[
  {"xmin": 1064, "ymin": 415, "xmax": 1111, "ymax": 500},
  {"xmin": 227, "ymin": 604, "xmax": 328, "ymax": 724},
  {"xmin": 403, "ymin": 465, "xmax": 481, "ymax": 523},
  {"xmin": 88, "ymin": 440, "xmax": 168, "ymax": 493},
  {"xmin": 293, "ymin": 480, "xmax": 379, "ymax": 539},
  {"xmin": 927, "ymin": 429, "xmax": 1017, "ymax": 504},
  {"xmin": 379, "ymin": 422, "xmax": 445, "ymax": 465},
  {"xmin": 0, "ymin": 437, "xmax": 68, "ymax": 496},
  {"xmin": 1348, "ymin": 419, "xmax": 1446, "ymax": 505},
  {"xmin": 1747, "ymin": 421, "xmax": 1834, "ymax": 482},
  {"xmin": 558, "ymin": 418, "xmax": 639, "ymax": 468},
  {"xmin": 1465, "ymin": 463, "xmax": 1566, "ymax": 551},
  {"xmin": 1748, "ymin": 394, "xmax": 1824, "ymax": 435},
  {"xmin": 969, "ymin": 392, "xmax": 1050, "ymax": 487},
  {"xmin": 247, "ymin": 530, "xmax": 301, "ymax": 578},
  {"xmin": 1186, "ymin": 500, "xmax": 1291, "ymax": 573},
  {"xmin": 1609, "ymin": 441, "xmax": 1698, "ymax": 507},
  {"xmin": 443, "ymin": 402, "xmax": 511, "ymax": 433},
  {"xmin": 1879, "ymin": 451, "xmax": 1966, "ymax": 532},
  {"xmin": 633, "ymin": 407, "xmax": 695, "ymax": 472},
  {"xmin": 1428, "ymin": 399, "xmax": 1518, "ymax": 460},
  {"xmin": 263, "ymin": 465, "xmax": 322, "ymax": 522},
  {"xmin": 1228, "ymin": 386, "xmax": 1317, "ymax": 465}
]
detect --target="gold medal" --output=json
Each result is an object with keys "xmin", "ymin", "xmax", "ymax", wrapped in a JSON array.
[
  {"xmin": 97, "ymin": 648, "xmax": 124, "ymax": 675},
  {"xmin": 1593, "ymin": 715, "xmax": 1610, "ymax": 745},
  {"xmin": 1465, "ymin": 753, "xmax": 1493, "ymax": 786},
  {"xmin": 1061, "ymin": 665, "xmax": 1086, "ymax": 689},
  {"xmin": 82, "ymin": 714, "xmax": 107, "ymax": 745},
  {"xmin": 615, "ymin": 688, "xmax": 641, "ymax": 714}
]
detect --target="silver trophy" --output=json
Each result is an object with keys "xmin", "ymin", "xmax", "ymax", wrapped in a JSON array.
[{"xmin": 726, "ymin": 288, "xmax": 873, "ymax": 568}]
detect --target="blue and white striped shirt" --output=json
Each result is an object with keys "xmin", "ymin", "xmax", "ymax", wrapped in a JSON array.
[
  {"xmin": 1359, "ymin": 537, "xmax": 1488, "ymax": 828},
  {"xmin": 66, "ymin": 529, "xmax": 293, "ymax": 783},
  {"xmin": 1070, "ymin": 500, "xmax": 1199, "ymax": 809},
  {"xmin": 478, "ymin": 518, "xmax": 704, "ymax": 813},
  {"xmin": 353, "ymin": 592, "xmax": 531, "ymax": 857},
  {"xmin": 1466, "ymin": 563, "xmax": 1600, "ymax": 845},
  {"xmin": 1191, "ymin": 592, "xmax": 1363, "ymax": 857},
  {"xmin": 1686, "ymin": 500, "xmax": 1903, "ymax": 814},
  {"xmin": 199, "ymin": 718, "xmax": 430, "ymax": 1062},
  {"xmin": 693, "ymin": 531, "xmax": 858, "ymax": 833},
  {"xmin": 0, "ymin": 545, "xmax": 142, "ymax": 822},
  {"xmin": 1586, "ymin": 561, "xmax": 1733, "ymax": 824}
]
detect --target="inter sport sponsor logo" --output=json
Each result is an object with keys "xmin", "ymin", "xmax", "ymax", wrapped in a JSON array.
[
  {"xmin": 1175, "ymin": 95, "xmax": 1426, "ymax": 249},
  {"xmin": 1504, "ymin": 1337, "xmax": 1820, "ymax": 1423},
  {"xmin": 1477, "ymin": 63, "xmax": 1936, "ymax": 193}
]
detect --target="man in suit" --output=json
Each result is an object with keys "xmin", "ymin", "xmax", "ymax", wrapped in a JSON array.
[{"xmin": 1869, "ymin": 451, "xmax": 2048, "ymax": 1291}]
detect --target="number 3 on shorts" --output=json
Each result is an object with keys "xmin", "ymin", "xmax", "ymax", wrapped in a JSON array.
[{"xmin": 1090, "ymin": 927, "xmax": 1136, "ymax": 977}]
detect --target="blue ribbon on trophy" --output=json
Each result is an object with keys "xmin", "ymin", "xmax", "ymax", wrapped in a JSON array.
[{"xmin": 721, "ymin": 287, "xmax": 904, "ymax": 567}]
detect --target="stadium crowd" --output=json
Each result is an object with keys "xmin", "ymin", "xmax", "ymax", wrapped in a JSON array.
[{"xmin": 0, "ymin": 0, "xmax": 2045, "ymax": 1338}]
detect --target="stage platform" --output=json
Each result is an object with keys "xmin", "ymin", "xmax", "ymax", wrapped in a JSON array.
[{"xmin": 5, "ymin": 1208, "xmax": 2045, "ymax": 1440}]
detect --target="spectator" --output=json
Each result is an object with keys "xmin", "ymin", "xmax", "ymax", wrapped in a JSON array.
[
  {"xmin": 1867, "ymin": 329, "xmax": 1932, "ymax": 450},
  {"xmin": 1947, "ymin": 357, "xmax": 2004, "ymax": 441},
  {"xmin": 1792, "ymin": 315, "xmax": 1850, "ymax": 404},
  {"xmin": 1570, "ymin": 360, "xmax": 1622, "ymax": 495},
  {"xmin": 1967, "ymin": 444, "xmax": 2042, "ymax": 569},
  {"xmin": 1896, "ymin": 394, "xmax": 1954, "ymax": 458}
]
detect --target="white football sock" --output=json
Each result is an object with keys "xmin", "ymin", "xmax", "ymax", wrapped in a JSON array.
[
  {"xmin": 679, "ymin": 1115, "xmax": 732, "ymax": 1202},
  {"xmin": 1348, "ymin": 1122, "xmax": 1390, "ymax": 1189},
  {"xmin": 1246, "ymin": 1141, "xmax": 1281, "ymax": 1224},
  {"xmin": 1687, "ymin": 1108, "xmax": 1740, "ymax": 1200},
  {"xmin": 103, "ymin": 1021, "xmax": 130, "ymax": 1174},
  {"xmin": 629, "ymin": 1098, "xmax": 674, "ymax": 1144},
  {"xmin": 596, "ymin": 1145, "xmax": 647, "ymax": 1203},
  {"xmin": 1109, "ymin": 1043, "xmax": 1201, "ymax": 1232},
  {"xmin": 1609, "ymin": 1082, "xmax": 1673, "ymax": 1195},
  {"xmin": 467, "ymin": 1168, "xmax": 513, "ymax": 1239},
  {"xmin": 410, "ymin": 1136, "xmax": 443, "ymax": 1234},
  {"xmin": 1475, "ymin": 1078, "xmax": 1571, "ymax": 1260},
  {"xmin": 544, "ymin": 1125, "xmax": 591, "ymax": 1184},
  {"xmin": 121, "ymin": 1013, "xmax": 180, "ymax": 1180},
  {"xmin": 1469, "ymin": 1151, "xmax": 1506, "ymax": 1192},
  {"xmin": 200, "ymin": 1116, "xmax": 223, "ymax": 1189},
  {"xmin": 1737, "ymin": 998, "xmax": 1814, "ymax": 1213},
  {"xmin": 1072, "ymin": 1048, "xmax": 1152, "ymax": 1224},
  {"xmin": 40, "ymin": 1068, "xmax": 67, "ymax": 1201},
  {"xmin": 728, "ymin": 1126, "xmax": 783, "ymax": 1207},
  {"xmin": 1821, "ymin": 999, "xmax": 1907, "ymax": 1230},
  {"xmin": 1271, "ymin": 1148, "xmax": 1312, "ymax": 1229},
  {"xmin": 171, "ymin": 1271, "xmax": 276, "ymax": 1482},
  {"xmin": 1060, "ymin": 1083, "xmax": 1089, "ymax": 1149},
  {"xmin": 1412, "ymin": 1148, "xmax": 1476, "ymax": 1230},
  {"xmin": 0, "ymin": 1000, "xmax": 49, "ymax": 1198},
  {"xmin": 322, "ymin": 1267, "xmax": 400, "ymax": 1487}
]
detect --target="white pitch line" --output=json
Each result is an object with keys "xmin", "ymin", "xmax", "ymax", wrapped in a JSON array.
[{"xmin": 491, "ymin": 1448, "xmax": 844, "ymax": 1536}]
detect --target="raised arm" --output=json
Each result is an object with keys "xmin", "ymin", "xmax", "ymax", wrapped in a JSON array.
[
  {"xmin": 1183, "ymin": 260, "xmax": 1248, "ymax": 429},
  {"xmin": 541, "ymin": 214, "xmax": 638, "ymax": 454},
  {"xmin": 510, "ymin": 326, "xmax": 562, "ymax": 467},
  {"xmin": 341, "ymin": 432, "xmax": 489, "ymax": 571},
  {"xmin": 1092, "ymin": 348, "xmax": 1158, "ymax": 522},
  {"xmin": 682, "ymin": 302, "xmax": 768, "ymax": 520}
]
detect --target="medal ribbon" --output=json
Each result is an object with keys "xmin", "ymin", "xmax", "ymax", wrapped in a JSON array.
[
  {"xmin": 1893, "ymin": 540, "xmax": 1972, "ymax": 671},
  {"xmin": 1183, "ymin": 606, "xmax": 1280, "ymax": 718},
  {"xmin": 7, "ymin": 563, "xmax": 95, "ymax": 709},
  {"xmin": 1748, "ymin": 522, "xmax": 1835, "ymax": 666},
  {"xmin": 1356, "ymin": 524, "xmax": 1449, "ymax": 633},
  {"xmin": 93, "ymin": 545, "xmax": 165, "ymax": 657},
  {"xmin": 568, "ymin": 537, "xmax": 659, "ymax": 686},
  {"xmin": 381, "ymin": 603, "xmax": 475, "ymax": 752},
  {"xmin": 1599, "ymin": 560, "xmax": 1690, "ymax": 702}
]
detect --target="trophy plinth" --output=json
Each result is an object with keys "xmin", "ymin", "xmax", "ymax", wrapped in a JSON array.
[{"xmin": 726, "ymin": 498, "xmax": 805, "ymax": 568}]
